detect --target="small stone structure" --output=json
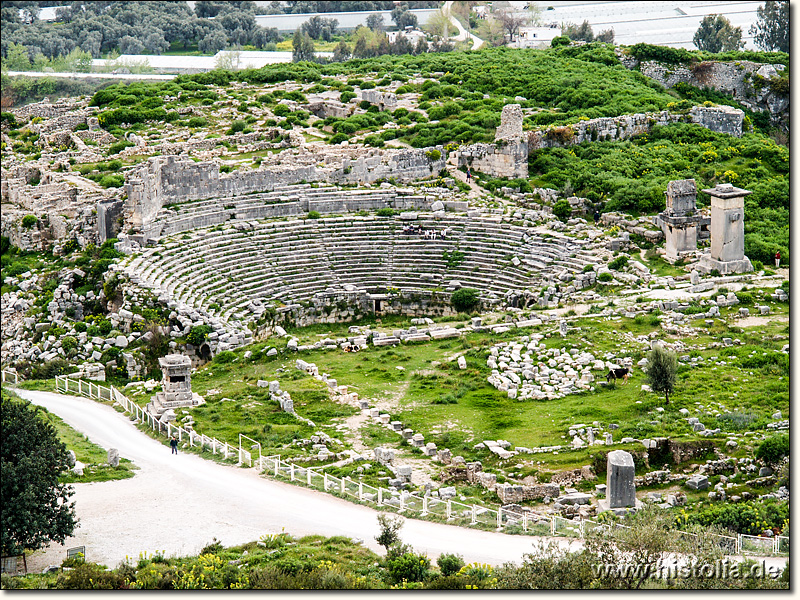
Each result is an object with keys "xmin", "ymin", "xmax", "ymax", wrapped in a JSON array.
[
  {"xmin": 147, "ymin": 354, "xmax": 203, "ymax": 418},
  {"xmin": 360, "ymin": 89, "xmax": 397, "ymax": 111},
  {"xmin": 655, "ymin": 179, "xmax": 710, "ymax": 262},
  {"xmin": 697, "ymin": 183, "xmax": 753, "ymax": 275}
]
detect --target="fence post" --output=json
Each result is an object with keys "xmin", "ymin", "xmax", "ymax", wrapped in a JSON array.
[
  {"xmin": 274, "ymin": 459, "xmax": 279, "ymax": 477},
  {"xmin": 324, "ymin": 472, "xmax": 328, "ymax": 490},
  {"xmin": 377, "ymin": 488, "xmax": 382, "ymax": 506},
  {"xmin": 307, "ymin": 469, "xmax": 312, "ymax": 487},
  {"xmin": 774, "ymin": 537, "xmax": 778, "ymax": 555},
  {"xmin": 422, "ymin": 496, "xmax": 428, "ymax": 516},
  {"xmin": 523, "ymin": 513, "xmax": 528, "ymax": 532},
  {"xmin": 78, "ymin": 380, "xmax": 83, "ymax": 395},
  {"xmin": 447, "ymin": 501, "xmax": 451, "ymax": 520},
  {"xmin": 551, "ymin": 516, "xmax": 556, "ymax": 536},
  {"xmin": 497, "ymin": 507, "xmax": 502, "ymax": 529},
  {"xmin": 359, "ymin": 482, "xmax": 363, "ymax": 501},
  {"xmin": 471, "ymin": 505, "xmax": 477, "ymax": 525},
  {"xmin": 580, "ymin": 520, "xmax": 585, "ymax": 539},
  {"xmin": 340, "ymin": 477, "xmax": 345, "ymax": 495},
  {"xmin": 212, "ymin": 438, "xmax": 216, "ymax": 454},
  {"xmin": 738, "ymin": 534, "xmax": 743, "ymax": 554},
  {"xmin": 400, "ymin": 494, "xmax": 405, "ymax": 512}
]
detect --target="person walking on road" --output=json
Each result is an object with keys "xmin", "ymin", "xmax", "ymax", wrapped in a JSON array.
[
  {"xmin": 466, "ymin": 166, "xmax": 472, "ymax": 182},
  {"xmin": 170, "ymin": 436, "xmax": 178, "ymax": 455}
]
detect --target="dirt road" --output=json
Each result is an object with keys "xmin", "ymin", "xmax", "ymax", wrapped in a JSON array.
[{"xmin": 14, "ymin": 388, "xmax": 578, "ymax": 572}]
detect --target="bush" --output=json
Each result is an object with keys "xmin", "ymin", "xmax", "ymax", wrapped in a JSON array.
[
  {"xmin": 425, "ymin": 149, "xmax": 441, "ymax": 161},
  {"xmin": 306, "ymin": 210, "xmax": 321, "ymax": 219},
  {"xmin": 597, "ymin": 272, "xmax": 613, "ymax": 282},
  {"xmin": 387, "ymin": 552, "xmax": 430, "ymax": 584},
  {"xmin": 756, "ymin": 434, "xmax": 789, "ymax": 467},
  {"xmin": 437, "ymin": 553, "xmax": 465, "ymax": 577},
  {"xmin": 21, "ymin": 214, "xmax": 38, "ymax": 229},
  {"xmin": 213, "ymin": 350, "xmax": 236, "ymax": 364},
  {"xmin": 451, "ymin": 288, "xmax": 480, "ymax": 313},
  {"xmin": 99, "ymin": 174, "xmax": 125, "ymax": 188},
  {"xmin": 329, "ymin": 132, "xmax": 348, "ymax": 144},
  {"xmin": 61, "ymin": 336, "xmax": 78, "ymax": 353},
  {"xmin": 552, "ymin": 200, "xmax": 571, "ymax": 222},
  {"xmin": 608, "ymin": 255, "xmax": 629, "ymax": 270},
  {"xmin": 188, "ymin": 117, "xmax": 208, "ymax": 128},
  {"xmin": 227, "ymin": 120, "xmax": 246, "ymax": 134},
  {"xmin": 376, "ymin": 208, "xmax": 396, "ymax": 217},
  {"xmin": 340, "ymin": 91, "xmax": 356, "ymax": 103},
  {"xmin": 186, "ymin": 325, "xmax": 212, "ymax": 345}
]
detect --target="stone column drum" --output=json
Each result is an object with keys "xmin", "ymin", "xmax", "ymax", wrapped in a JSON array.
[{"xmin": 607, "ymin": 450, "xmax": 636, "ymax": 508}]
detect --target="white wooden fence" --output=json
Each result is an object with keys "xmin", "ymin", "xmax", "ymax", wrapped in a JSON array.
[
  {"xmin": 51, "ymin": 375, "xmax": 787, "ymax": 556},
  {"xmin": 1, "ymin": 369, "xmax": 20, "ymax": 384}
]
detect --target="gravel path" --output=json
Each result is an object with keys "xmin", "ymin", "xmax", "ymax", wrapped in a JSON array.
[{"xmin": 15, "ymin": 388, "xmax": 579, "ymax": 572}]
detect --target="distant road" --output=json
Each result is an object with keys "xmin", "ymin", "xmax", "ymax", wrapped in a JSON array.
[{"xmin": 6, "ymin": 70, "xmax": 177, "ymax": 81}]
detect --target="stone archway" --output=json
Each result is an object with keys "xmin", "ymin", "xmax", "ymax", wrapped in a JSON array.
[{"xmin": 199, "ymin": 343, "xmax": 212, "ymax": 361}]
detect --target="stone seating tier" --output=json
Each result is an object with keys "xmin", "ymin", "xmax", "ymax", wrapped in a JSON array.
[{"xmin": 130, "ymin": 214, "xmax": 596, "ymax": 321}]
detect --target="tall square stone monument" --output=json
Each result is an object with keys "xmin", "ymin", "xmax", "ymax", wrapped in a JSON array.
[
  {"xmin": 697, "ymin": 183, "xmax": 753, "ymax": 275},
  {"xmin": 147, "ymin": 354, "xmax": 204, "ymax": 420},
  {"xmin": 656, "ymin": 179, "xmax": 710, "ymax": 263}
]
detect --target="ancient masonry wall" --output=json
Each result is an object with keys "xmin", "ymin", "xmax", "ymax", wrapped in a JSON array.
[
  {"xmin": 633, "ymin": 59, "xmax": 788, "ymax": 129},
  {"xmin": 126, "ymin": 149, "xmax": 444, "ymax": 234},
  {"xmin": 528, "ymin": 105, "xmax": 744, "ymax": 150}
]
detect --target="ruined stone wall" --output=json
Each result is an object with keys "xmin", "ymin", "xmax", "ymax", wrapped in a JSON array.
[
  {"xmin": 129, "ymin": 148, "xmax": 445, "ymax": 235},
  {"xmin": 634, "ymin": 60, "xmax": 788, "ymax": 130},
  {"xmin": 527, "ymin": 106, "xmax": 744, "ymax": 151},
  {"xmin": 330, "ymin": 147, "xmax": 444, "ymax": 185},
  {"xmin": 453, "ymin": 141, "xmax": 528, "ymax": 179},
  {"xmin": 11, "ymin": 99, "xmax": 82, "ymax": 120}
]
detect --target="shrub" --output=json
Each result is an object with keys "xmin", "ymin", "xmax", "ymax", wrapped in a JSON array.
[
  {"xmin": 188, "ymin": 117, "xmax": 208, "ymax": 128},
  {"xmin": 552, "ymin": 200, "xmax": 571, "ymax": 222},
  {"xmin": 227, "ymin": 120, "xmax": 246, "ymax": 134},
  {"xmin": 387, "ymin": 552, "xmax": 430, "ymax": 584},
  {"xmin": 329, "ymin": 132, "xmax": 348, "ymax": 144},
  {"xmin": 376, "ymin": 208, "xmax": 396, "ymax": 217},
  {"xmin": 597, "ymin": 272, "xmax": 613, "ymax": 282},
  {"xmin": 608, "ymin": 255, "xmax": 629, "ymax": 270},
  {"xmin": 437, "ymin": 553, "xmax": 465, "ymax": 576},
  {"xmin": 451, "ymin": 288, "xmax": 480, "ymax": 313},
  {"xmin": 99, "ymin": 174, "xmax": 125, "ymax": 188},
  {"xmin": 272, "ymin": 104, "xmax": 290, "ymax": 117},
  {"xmin": 756, "ymin": 434, "xmax": 789, "ymax": 467},
  {"xmin": 213, "ymin": 350, "xmax": 236, "ymax": 364},
  {"xmin": 425, "ymin": 149, "xmax": 441, "ymax": 161},
  {"xmin": 306, "ymin": 210, "xmax": 321, "ymax": 219},
  {"xmin": 186, "ymin": 325, "xmax": 212, "ymax": 345},
  {"xmin": 340, "ymin": 91, "xmax": 356, "ymax": 103},
  {"xmin": 61, "ymin": 336, "xmax": 78, "ymax": 353},
  {"xmin": 21, "ymin": 215, "xmax": 38, "ymax": 229}
]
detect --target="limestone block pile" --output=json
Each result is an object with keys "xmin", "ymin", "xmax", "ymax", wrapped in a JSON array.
[{"xmin": 486, "ymin": 336, "xmax": 607, "ymax": 400}]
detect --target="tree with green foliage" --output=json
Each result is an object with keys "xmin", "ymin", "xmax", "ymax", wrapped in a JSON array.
[
  {"xmin": 391, "ymin": 5, "xmax": 418, "ymax": 30},
  {"xmin": 1, "ymin": 395, "xmax": 77, "ymax": 556},
  {"xmin": 750, "ymin": 1, "xmax": 789, "ymax": 52},
  {"xmin": 562, "ymin": 20, "xmax": 594, "ymax": 42},
  {"xmin": 375, "ymin": 513, "xmax": 404, "ymax": 550},
  {"xmin": 450, "ymin": 287, "xmax": 480, "ymax": 313},
  {"xmin": 292, "ymin": 29, "xmax": 316, "ymax": 62},
  {"xmin": 693, "ymin": 15, "xmax": 744, "ymax": 52},
  {"xmin": 646, "ymin": 344, "xmax": 677, "ymax": 405}
]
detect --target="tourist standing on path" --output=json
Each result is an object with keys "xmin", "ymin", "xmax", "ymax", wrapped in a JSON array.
[
  {"xmin": 170, "ymin": 436, "xmax": 178, "ymax": 454},
  {"xmin": 466, "ymin": 166, "xmax": 471, "ymax": 182},
  {"xmin": 775, "ymin": 250, "xmax": 781, "ymax": 269}
]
